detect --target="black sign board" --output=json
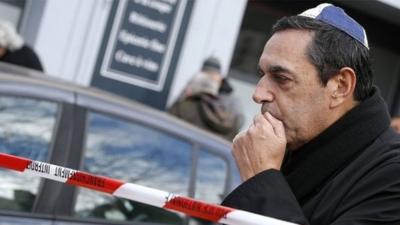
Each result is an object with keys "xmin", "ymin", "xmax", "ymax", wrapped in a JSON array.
[{"xmin": 92, "ymin": 0, "xmax": 194, "ymax": 109}]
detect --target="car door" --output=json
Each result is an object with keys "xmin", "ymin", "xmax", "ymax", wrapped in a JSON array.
[{"xmin": 52, "ymin": 91, "xmax": 236, "ymax": 225}]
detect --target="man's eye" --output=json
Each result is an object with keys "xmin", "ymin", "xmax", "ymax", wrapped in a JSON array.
[{"xmin": 273, "ymin": 74, "xmax": 290, "ymax": 83}]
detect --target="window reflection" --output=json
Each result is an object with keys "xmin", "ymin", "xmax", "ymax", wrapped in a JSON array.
[
  {"xmin": 74, "ymin": 112, "xmax": 192, "ymax": 224},
  {"xmin": 195, "ymin": 150, "xmax": 227, "ymax": 203},
  {"xmin": 0, "ymin": 96, "xmax": 58, "ymax": 212},
  {"xmin": 190, "ymin": 149, "xmax": 227, "ymax": 225}
]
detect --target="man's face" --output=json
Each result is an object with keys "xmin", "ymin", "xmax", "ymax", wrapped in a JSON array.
[{"xmin": 254, "ymin": 29, "xmax": 332, "ymax": 150}]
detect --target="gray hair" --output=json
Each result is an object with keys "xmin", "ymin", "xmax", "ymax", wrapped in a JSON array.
[{"xmin": 0, "ymin": 19, "xmax": 23, "ymax": 51}]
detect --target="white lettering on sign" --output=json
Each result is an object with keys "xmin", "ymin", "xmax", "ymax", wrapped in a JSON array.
[
  {"xmin": 115, "ymin": 50, "xmax": 159, "ymax": 72},
  {"xmin": 100, "ymin": 0, "xmax": 187, "ymax": 91},
  {"xmin": 129, "ymin": 11, "xmax": 167, "ymax": 33},
  {"xmin": 118, "ymin": 29, "xmax": 166, "ymax": 53},
  {"xmin": 119, "ymin": 29, "xmax": 149, "ymax": 48},
  {"xmin": 150, "ymin": 38, "xmax": 165, "ymax": 53},
  {"xmin": 143, "ymin": 58, "xmax": 159, "ymax": 72},
  {"xmin": 159, "ymin": 0, "xmax": 177, "ymax": 5},
  {"xmin": 134, "ymin": 0, "xmax": 173, "ymax": 14}
]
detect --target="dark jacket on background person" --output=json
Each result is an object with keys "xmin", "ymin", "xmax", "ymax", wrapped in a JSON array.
[
  {"xmin": 222, "ymin": 88, "xmax": 400, "ymax": 225},
  {"xmin": 169, "ymin": 93, "xmax": 241, "ymax": 141},
  {"xmin": 1, "ymin": 45, "xmax": 43, "ymax": 71}
]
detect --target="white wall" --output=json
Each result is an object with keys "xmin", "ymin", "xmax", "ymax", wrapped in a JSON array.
[
  {"xmin": 34, "ymin": 0, "xmax": 112, "ymax": 83},
  {"xmin": 0, "ymin": 2, "xmax": 21, "ymax": 26},
  {"xmin": 230, "ymin": 77, "xmax": 259, "ymax": 132}
]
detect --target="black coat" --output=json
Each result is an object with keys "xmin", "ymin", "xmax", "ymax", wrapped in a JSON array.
[
  {"xmin": 1, "ymin": 45, "xmax": 43, "ymax": 71},
  {"xmin": 222, "ymin": 89, "xmax": 400, "ymax": 225}
]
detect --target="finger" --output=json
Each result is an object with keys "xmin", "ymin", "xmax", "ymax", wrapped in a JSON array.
[
  {"xmin": 233, "ymin": 149, "xmax": 253, "ymax": 181},
  {"xmin": 253, "ymin": 113, "xmax": 273, "ymax": 131},
  {"xmin": 232, "ymin": 130, "xmax": 245, "ymax": 143},
  {"xmin": 252, "ymin": 114, "xmax": 263, "ymax": 126},
  {"xmin": 264, "ymin": 112, "xmax": 285, "ymax": 139},
  {"xmin": 249, "ymin": 115, "xmax": 271, "ymax": 141},
  {"xmin": 232, "ymin": 132, "xmax": 254, "ymax": 181},
  {"xmin": 248, "ymin": 114, "xmax": 260, "ymax": 129}
]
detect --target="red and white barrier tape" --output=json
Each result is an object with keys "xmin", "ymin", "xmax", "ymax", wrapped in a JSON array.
[{"xmin": 0, "ymin": 153, "xmax": 297, "ymax": 225}]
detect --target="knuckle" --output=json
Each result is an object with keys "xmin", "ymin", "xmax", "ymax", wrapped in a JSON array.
[
  {"xmin": 253, "ymin": 114, "xmax": 263, "ymax": 123},
  {"xmin": 232, "ymin": 139, "xmax": 240, "ymax": 148},
  {"xmin": 233, "ymin": 131, "xmax": 245, "ymax": 142}
]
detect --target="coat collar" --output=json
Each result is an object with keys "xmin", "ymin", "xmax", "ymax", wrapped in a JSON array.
[{"xmin": 282, "ymin": 87, "xmax": 391, "ymax": 203}]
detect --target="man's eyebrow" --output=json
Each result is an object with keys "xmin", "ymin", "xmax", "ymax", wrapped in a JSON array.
[{"xmin": 268, "ymin": 65, "xmax": 294, "ymax": 75}]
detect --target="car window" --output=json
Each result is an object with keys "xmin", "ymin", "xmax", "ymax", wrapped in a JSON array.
[
  {"xmin": 74, "ymin": 112, "xmax": 193, "ymax": 224},
  {"xmin": 195, "ymin": 149, "xmax": 227, "ymax": 203},
  {"xmin": 0, "ymin": 96, "xmax": 58, "ymax": 212},
  {"xmin": 189, "ymin": 149, "xmax": 228, "ymax": 225}
]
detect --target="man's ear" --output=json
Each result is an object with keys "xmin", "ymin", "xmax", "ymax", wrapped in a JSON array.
[{"xmin": 326, "ymin": 67, "xmax": 357, "ymax": 108}]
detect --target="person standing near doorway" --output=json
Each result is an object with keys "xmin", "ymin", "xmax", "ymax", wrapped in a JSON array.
[{"xmin": 0, "ymin": 19, "xmax": 43, "ymax": 71}]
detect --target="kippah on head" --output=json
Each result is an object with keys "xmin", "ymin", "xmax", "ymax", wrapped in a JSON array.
[{"xmin": 299, "ymin": 3, "xmax": 369, "ymax": 49}]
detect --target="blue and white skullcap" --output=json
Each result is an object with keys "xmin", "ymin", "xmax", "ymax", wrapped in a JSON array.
[{"xmin": 299, "ymin": 3, "xmax": 369, "ymax": 49}]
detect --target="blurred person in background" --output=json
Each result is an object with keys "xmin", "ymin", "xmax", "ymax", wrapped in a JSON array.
[
  {"xmin": 0, "ymin": 19, "xmax": 43, "ymax": 71},
  {"xmin": 222, "ymin": 3, "xmax": 400, "ymax": 225},
  {"xmin": 169, "ymin": 57, "xmax": 243, "ymax": 140}
]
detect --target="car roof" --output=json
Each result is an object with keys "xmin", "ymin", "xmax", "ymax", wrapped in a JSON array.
[{"xmin": 0, "ymin": 62, "xmax": 232, "ymax": 150}]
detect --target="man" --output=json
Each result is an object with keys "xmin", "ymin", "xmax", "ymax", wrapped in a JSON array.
[
  {"xmin": 169, "ymin": 57, "xmax": 242, "ymax": 140},
  {"xmin": 222, "ymin": 3, "xmax": 400, "ymax": 225},
  {"xmin": 0, "ymin": 19, "xmax": 43, "ymax": 71}
]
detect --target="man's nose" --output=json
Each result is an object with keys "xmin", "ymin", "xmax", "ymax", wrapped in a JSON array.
[{"xmin": 252, "ymin": 81, "xmax": 274, "ymax": 104}]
